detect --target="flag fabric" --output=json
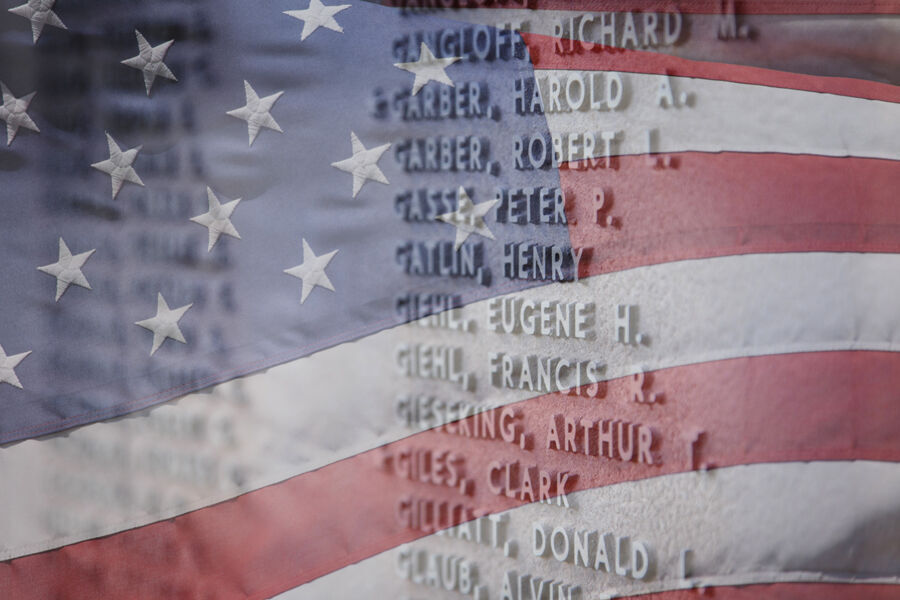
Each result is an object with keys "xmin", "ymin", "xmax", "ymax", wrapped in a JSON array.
[
  {"xmin": 0, "ymin": 0, "xmax": 565, "ymax": 444},
  {"xmin": 0, "ymin": 1, "xmax": 898, "ymax": 599}
]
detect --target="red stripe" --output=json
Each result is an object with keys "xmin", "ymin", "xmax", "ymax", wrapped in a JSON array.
[
  {"xmin": 639, "ymin": 583, "xmax": 900, "ymax": 599},
  {"xmin": 531, "ymin": 0, "xmax": 900, "ymax": 14},
  {"xmin": 524, "ymin": 33, "xmax": 900, "ymax": 102},
  {"xmin": 558, "ymin": 153, "xmax": 900, "ymax": 278},
  {"xmin": 3, "ymin": 350, "xmax": 899, "ymax": 599},
  {"xmin": 384, "ymin": 0, "xmax": 900, "ymax": 15}
]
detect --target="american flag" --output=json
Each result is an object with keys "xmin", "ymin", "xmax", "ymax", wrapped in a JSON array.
[{"xmin": 0, "ymin": 0, "xmax": 898, "ymax": 598}]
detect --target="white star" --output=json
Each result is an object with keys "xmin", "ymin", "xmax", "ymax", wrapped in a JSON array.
[
  {"xmin": 436, "ymin": 187, "xmax": 499, "ymax": 250},
  {"xmin": 37, "ymin": 237, "xmax": 95, "ymax": 301},
  {"xmin": 394, "ymin": 42, "xmax": 461, "ymax": 96},
  {"xmin": 135, "ymin": 293, "xmax": 192, "ymax": 356},
  {"xmin": 0, "ymin": 82, "xmax": 39, "ymax": 146},
  {"xmin": 190, "ymin": 187, "xmax": 241, "ymax": 251},
  {"xmin": 91, "ymin": 132, "xmax": 144, "ymax": 199},
  {"xmin": 330, "ymin": 131, "xmax": 390, "ymax": 198},
  {"xmin": 226, "ymin": 80, "xmax": 284, "ymax": 147},
  {"xmin": 284, "ymin": 238, "xmax": 338, "ymax": 304},
  {"xmin": 8, "ymin": 0, "xmax": 66, "ymax": 44},
  {"xmin": 0, "ymin": 343, "xmax": 31, "ymax": 389},
  {"xmin": 121, "ymin": 30, "xmax": 177, "ymax": 96},
  {"xmin": 284, "ymin": 0, "xmax": 350, "ymax": 42}
]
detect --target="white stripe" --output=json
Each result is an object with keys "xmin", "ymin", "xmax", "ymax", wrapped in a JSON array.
[
  {"xmin": 4, "ymin": 252, "xmax": 900, "ymax": 559},
  {"xmin": 275, "ymin": 461, "xmax": 900, "ymax": 599},
  {"xmin": 531, "ymin": 69, "xmax": 899, "ymax": 160}
]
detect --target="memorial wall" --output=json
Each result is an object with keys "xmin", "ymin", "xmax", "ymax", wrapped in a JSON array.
[{"xmin": 0, "ymin": 1, "xmax": 897, "ymax": 598}]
